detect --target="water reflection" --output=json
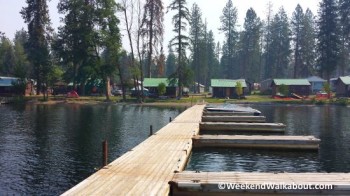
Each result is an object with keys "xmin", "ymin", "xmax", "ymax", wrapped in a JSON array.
[
  {"xmin": 187, "ymin": 104, "xmax": 350, "ymax": 173},
  {"xmin": 0, "ymin": 104, "xmax": 184, "ymax": 195}
]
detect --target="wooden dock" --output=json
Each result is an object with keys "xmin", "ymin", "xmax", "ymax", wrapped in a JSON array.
[
  {"xmin": 170, "ymin": 171, "xmax": 350, "ymax": 195},
  {"xmin": 193, "ymin": 135, "xmax": 320, "ymax": 150},
  {"xmin": 202, "ymin": 116, "xmax": 266, "ymax": 123},
  {"xmin": 62, "ymin": 105, "xmax": 205, "ymax": 195},
  {"xmin": 200, "ymin": 122, "xmax": 286, "ymax": 133}
]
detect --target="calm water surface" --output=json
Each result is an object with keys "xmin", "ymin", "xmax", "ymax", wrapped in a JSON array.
[
  {"xmin": 0, "ymin": 104, "xmax": 184, "ymax": 195},
  {"xmin": 187, "ymin": 104, "xmax": 350, "ymax": 173}
]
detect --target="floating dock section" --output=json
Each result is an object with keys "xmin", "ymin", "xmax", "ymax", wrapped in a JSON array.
[
  {"xmin": 193, "ymin": 135, "xmax": 320, "ymax": 150},
  {"xmin": 200, "ymin": 122, "xmax": 286, "ymax": 133},
  {"xmin": 202, "ymin": 116, "xmax": 266, "ymax": 123},
  {"xmin": 170, "ymin": 171, "xmax": 350, "ymax": 195}
]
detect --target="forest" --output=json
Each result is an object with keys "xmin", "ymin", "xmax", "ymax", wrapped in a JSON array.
[{"xmin": 0, "ymin": 0, "xmax": 349, "ymax": 99}]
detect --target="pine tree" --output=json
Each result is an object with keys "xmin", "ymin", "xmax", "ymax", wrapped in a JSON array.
[
  {"xmin": 207, "ymin": 30, "xmax": 219, "ymax": 86},
  {"xmin": 21, "ymin": 0, "xmax": 52, "ymax": 98},
  {"xmin": 317, "ymin": 0, "xmax": 340, "ymax": 81},
  {"xmin": 143, "ymin": 0, "xmax": 164, "ymax": 78},
  {"xmin": 300, "ymin": 9, "xmax": 317, "ymax": 77},
  {"xmin": 189, "ymin": 3, "xmax": 203, "ymax": 93},
  {"xmin": 13, "ymin": 30, "xmax": 30, "ymax": 79},
  {"xmin": 240, "ymin": 8, "xmax": 262, "ymax": 82},
  {"xmin": 263, "ymin": 1, "xmax": 274, "ymax": 79},
  {"xmin": 269, "ymin": 7, "xmax": 291, "ymax": 78},
  {"xmin": 165, "ymin": 46, "xmax": 176, "ymax": 77},
  {"xmin": 291, "ymin": 4, "xmax": 304, "ymax": 78},
  {"xmin": 339, "ymin": 0, "xmax": 350, "ymax": 75},
  {"xmin": 219, "ymin": 0, "xmax": 238, "ymax": 79},
  {"xmin": 168, "ymin": 0, "xmax": 190, "ymax": 97}
]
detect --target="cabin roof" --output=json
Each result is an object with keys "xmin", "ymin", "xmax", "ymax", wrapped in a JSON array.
[
  {"xmin": 211, "ymin": 79, "xmax": 247, "ymax": 88},
  {"xmin": 0, "ymin": 76, "xmax": 19, "ymax": 87},
  {"xmin": 338, "ymin": 76, "xmax": 350, "ymax": 85},
  {"xmin": 143, "ymin": 78, "xmax": 177, "ymax": 87},
  {"xmin": 307, "ymin": 76, "xmax": 326, "ymax": 82},
  {"xmin": 272, "ymin": 79, "xmax": 311, "ymax": 86}
]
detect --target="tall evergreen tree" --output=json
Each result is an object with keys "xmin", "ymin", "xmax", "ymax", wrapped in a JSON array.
[
  {"xmin": 189, "ymin": 3, "xmax": 203, "ymax": 93},
  {"xmin": 240, "ymin": 8, "xmax": 262, "ymax": 82},
  {"xmin": 263, "ymin": 1, "xmax": 274, "ymax": 79},
  {"xmin": 219, "ymin": 0, "xmax": 238, "ymax": 79},
  {"xmin": 300, "ymin": 9, "xmax": 317, "ymax": 77},
  {"xmin": 13, "ymin": 30, "xmax": 30, "ymax": 79},
  {"xmin": 165, "ymin": 46, "xmax": 176, "ymax": 77},
  {"xmin": 168, "ymin": 0, "xmax": 190, "ymax": 97},
  {"xmin": 339, "ymin": 0, "xmax": 350, "ymax": 75},
  {"xmin": 291, "ymin": 4, "xmax": 304, "ymax": 78},
  {"xmin": 143, "ymin": 0, "xmax": 164, "ymax": 78},
  {"xmin": 21, "ymin": 0, "xmax": 52, "ymax": 98},
  {"xmin": 269, "ymin": 7, "xmax": 291, "ymax": 78},
  {"xmin": 207, "ymin": 30, "xmax": 219, "ymax": 84},
  {"xmin": 317, "ymin": 0, "xmax": 340, "ymax": 81}
]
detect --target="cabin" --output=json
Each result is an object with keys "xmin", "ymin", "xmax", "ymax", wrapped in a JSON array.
[
  {"xmin": 143, "ymin": 78, "xmax": 178, "ymax": 98},
  {"xmin": 271, "ymin": 79, "xmax": 311, "ymax": 97},
  {"xmin": 307, "ymin": 76, "xmax": 326, "ymax": 93},
  {"xmin": 335, "ymin": 76, "xmax": 350, "ymax": 97},
  {"xmin": 211, "ymin": 79, "xmax": 247, "ymax": 98},
  {"xmin": 0, "ymin": 76, "xmax": 33, "ymax": 96}
]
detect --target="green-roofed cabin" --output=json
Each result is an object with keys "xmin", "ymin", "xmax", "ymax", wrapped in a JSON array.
[
  {"xmin": 336, "ymin": 76, "xmax": 350, "ymax": 97},
  {"xmin": 271, "ymin": 79, "xmax": 311, "ymax": 97},
  {"xmin": 211, "ymin": 79, "xmax": 247, "ymax": 98},
  {"xmin": 143, "ymin": 78, "xmax": 178, "ymax": 98}
]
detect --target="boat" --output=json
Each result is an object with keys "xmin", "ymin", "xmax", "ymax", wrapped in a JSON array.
[{"xmin": 205, "ymin": 104, "xmax": 261, "ymax": 116}]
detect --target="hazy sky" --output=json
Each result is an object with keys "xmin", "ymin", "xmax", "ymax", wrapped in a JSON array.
[{"xmin": 0, "ymin": 0, "xmax": 321, "ymax": 52}]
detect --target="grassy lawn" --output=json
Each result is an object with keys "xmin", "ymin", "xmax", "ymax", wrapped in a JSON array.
[{"xmin": 20, "ymin": 93, "xmax": 349, "ymax": 106}]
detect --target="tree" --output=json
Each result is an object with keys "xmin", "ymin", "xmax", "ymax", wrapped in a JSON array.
[
  {"xmin": 240, "ymin": 8, "xmax": 262, "ymax": 82},
  {"xmin": 317, "ymin": 0, "xmax": 340, "ymax": 81},
  {"xmin": 235, "ymin": 81, "xmax": 243, "ymax": 99},
  {"xmin": 339, "ymin": 0, "xmax": 350, "ymax": 75},
  {"xmin": 165, "ymin": 46, "xmax": 176, "ymax": 77},
  {"xmin": 189, "ymin": 3, "xmax": 203, "ymax": 93},
  {"xmin": 157, "ymin": 82, "xmax": 166, "ymax": 96},
  {"xmin": 13, "ymin": 30, "xmax": 30, "ymax": 79},
  {"xmin": 263, "ymin": 1, "xmax": 274, "ymax": 79},
  {"xmin": 291, "ymin": 4, "xmax": 304, "ymax": 78},
  {"xmin": 0, "ymin": 36, "xmax": 15, "ymax": 76},
  {"xmin": 219, "ymin": 0, "xmax": 238, "ymax": 79},
  {"xmin": 300, "ymin": 9, "xmax": 317, "ymax": 77},
  {"xmin": 98, "ymin": 0, "xmax": 122, "ymax": 101},
  {"xmin": 207, "ymin": 31, "xmax": 220, "ymax": 85},
  {"xmin": 143, "ymin": 0, "xmax": 164, "ymax": 78},
  {"xmin": 21, "ymin": 0, "xmax": 52, "ymax": 99},
  {"xmin": 168, "ymin": 0, "xmax": 190, "ymax": 98},
  {"xmin": 269, "ymin": 7, "xmax": 291, "ymax": 78}
]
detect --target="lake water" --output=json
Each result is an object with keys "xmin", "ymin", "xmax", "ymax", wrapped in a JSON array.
[
  {"xmin": 0, "ymin": 104, "xmax": 184, "ymax": 195},
  {"xmin": 187, "ymin": 104, "xmax": 350, "ymax": 173}
]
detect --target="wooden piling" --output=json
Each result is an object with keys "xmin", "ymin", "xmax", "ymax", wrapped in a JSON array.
[
  {"xmin": 102, "ymin": 140, "xmax": 108, "ymax": 167},
  {"xmin": 150, "ymin": 125, "xmax": 153, "ymax": 136}
]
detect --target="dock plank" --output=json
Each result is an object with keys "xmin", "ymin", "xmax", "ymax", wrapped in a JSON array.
[{"xmin": 202, "ymin": 116, "xmax": 266, "ymax": 123}]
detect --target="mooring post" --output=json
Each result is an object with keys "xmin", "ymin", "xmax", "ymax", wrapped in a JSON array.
[
  {"xmin": 169, "ymin": 117, "xmax": 172, "ymax": 122},
  {"xmin": 102, "ymin": 140, "xmax": 108, "ymax": 167},
  {"xmin": 149, "ymin": 125, "xmax": 153, "ymax": 136}
]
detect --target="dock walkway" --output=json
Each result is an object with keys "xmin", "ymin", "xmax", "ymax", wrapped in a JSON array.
[{"xmin": 63, "ymin": 105, "xmax": 205, "ymax": 195}]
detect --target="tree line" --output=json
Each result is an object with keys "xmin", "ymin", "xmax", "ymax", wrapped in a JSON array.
[{"xmin": 0, "ymin": 0, "xmax": 349, "ymax": 100}]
